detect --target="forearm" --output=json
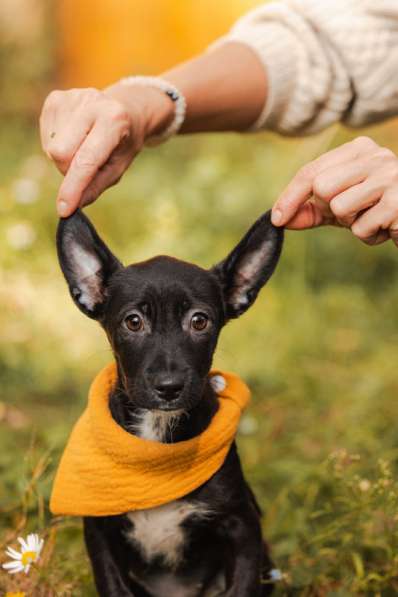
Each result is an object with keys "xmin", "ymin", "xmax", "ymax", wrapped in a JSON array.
[
  {"xmin": 105, "ymin": 41, "xmax": 267, "ymax": 138},
  {"xmin": 107, "ymin": 0, "xmax": 398, "ymax": 140},
  {"xmin": 162, "ymin": 42, "xmax": 267, "ymax": 133},
  {"xmin": 133, "ymin": 0, "xmax": 398, "ymax": 138}
]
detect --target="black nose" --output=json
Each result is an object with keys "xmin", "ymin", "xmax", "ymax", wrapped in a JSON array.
[{"xmin": 153, "ymin": 375, "xmax": 184, "ymax": 402}]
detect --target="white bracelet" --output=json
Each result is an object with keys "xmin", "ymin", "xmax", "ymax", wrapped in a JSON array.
[{"xmin": 119, "ymin": 75, "xmax": 186, "ymax": 146}]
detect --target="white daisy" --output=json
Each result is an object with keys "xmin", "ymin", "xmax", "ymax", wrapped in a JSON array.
[{"xmin": 2, "ymin": 533, "xmax": 44, "ymax": 574}]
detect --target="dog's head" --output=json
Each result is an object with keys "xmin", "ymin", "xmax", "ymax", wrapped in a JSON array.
[{"xmin": 57, "ymin": 209, "xmax": 283, "ymax": 412}]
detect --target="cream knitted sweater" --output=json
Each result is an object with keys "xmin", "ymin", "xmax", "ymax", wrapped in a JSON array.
[{"xmin": 216, "ymin": 0, "xmax": 398, "ymax": 134}]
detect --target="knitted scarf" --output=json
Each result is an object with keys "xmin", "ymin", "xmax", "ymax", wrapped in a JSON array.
[{"xmin": 50, "ymin": 362, "xmax": 250, "ymax": 516}]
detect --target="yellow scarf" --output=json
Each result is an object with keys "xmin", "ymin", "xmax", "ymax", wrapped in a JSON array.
[{"xmin": 50, "ymin": 362, "xmax": 250, "ymax": 516}]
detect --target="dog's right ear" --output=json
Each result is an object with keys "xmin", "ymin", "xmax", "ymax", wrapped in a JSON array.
[
  {"xmin": 211, "ymin": 210, "xmax": 283, "ymax": 319},
  {"xmin": 56, "ymin": 210, "xmax": 122, "ymax": 319}
]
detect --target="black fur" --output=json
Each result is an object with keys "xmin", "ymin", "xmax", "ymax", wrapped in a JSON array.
[{"xmin": 57, "ymin": 209, "xmax": 283, "ymax": 596}]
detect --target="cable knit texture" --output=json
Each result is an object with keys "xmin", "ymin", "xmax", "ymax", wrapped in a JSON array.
[
  {"xmin": 214, "ymin": 0, "xmax": 398, "ymax": 134},
  {"xmin": 50, "ymin": 363, "xmax": 250, "ymax": 516}
]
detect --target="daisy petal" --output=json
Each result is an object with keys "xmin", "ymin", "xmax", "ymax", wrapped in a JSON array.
[
  {"xmin": 24, "ymin": 564, "xmax": 31, "ymax": 573},
  {"xmin": 5, "ymin": 547, "xmax": 22, "ymax": 559},
  {"xmin": 27, "ymin": 534, "xmax": 35, "ymax": 548},
  {"xmin": 3, "ymin": 560, "xmax": 22, "ymax": 569},
  {"xmin": 17, "ymin": 537, "xmax": 28, "ymax": 551},
  {"xmin": 9, "ymin": 565, "xmax": 24, "ymax": 574}
]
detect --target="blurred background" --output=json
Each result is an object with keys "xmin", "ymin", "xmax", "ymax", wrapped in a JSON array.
[{"xmin": 1, "ymin": 1, "xmax": 398, "ymax": 595}]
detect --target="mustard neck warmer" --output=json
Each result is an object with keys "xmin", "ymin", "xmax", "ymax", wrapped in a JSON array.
[{"xmin": 50, "ymin": 362, "xmax": 250, "ymax": 516}]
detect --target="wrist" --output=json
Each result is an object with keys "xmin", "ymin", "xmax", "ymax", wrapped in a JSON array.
[{"xmin": 104, "ymin": 83, "xmax": 175, "ymax": 142}]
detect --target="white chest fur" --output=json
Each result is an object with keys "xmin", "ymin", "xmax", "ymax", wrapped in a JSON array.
[
  {"xmin": 127, "ymin": 409, "xmax": 185, "ymax": 442},
  {"xmin": 126, "ymin": 500, "xmax": 212, "ymax": 568}
]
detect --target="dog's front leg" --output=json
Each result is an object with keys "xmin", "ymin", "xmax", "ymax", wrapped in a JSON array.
[
  {"xmin": 83, "ymin": 517, "xmax": 136, "ymax": 597},
  {"xmin": 224, "ymin": 510, "xmax": 271, "ymax": 597}
]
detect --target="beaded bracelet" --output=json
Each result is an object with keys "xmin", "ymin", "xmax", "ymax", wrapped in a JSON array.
[{"xmin": 119, "ymin": 76, "xmax": 186, "ymax": 146}]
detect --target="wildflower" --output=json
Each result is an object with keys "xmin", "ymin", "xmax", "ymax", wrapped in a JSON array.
[
  {"xmin": 359, "ymin": 479, "xmax": 371, "ymax": 492},
  {"xmin": 6, "ymin": 592, "xmax": 26, "ymax": 597},
  {"xmin": 269, "ymin": 568, "xmax": 284, "ymax": 581},
  {"xmin": 2, "ymin": 533, "xmax": 44, "ymax": 574}
]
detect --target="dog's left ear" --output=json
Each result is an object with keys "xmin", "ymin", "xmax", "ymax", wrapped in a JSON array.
[
  {"xmin": 212, "ymin": 210, "xmax": 283, "ymax": 319},
  {"xmin": 56, "ymin": 210, "xmax": 122, "ymax": 319}
]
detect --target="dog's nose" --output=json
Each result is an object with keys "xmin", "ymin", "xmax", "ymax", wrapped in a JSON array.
[{"xmin": 154, "ymin": 375, "xmax": 184, "ymax": 402}]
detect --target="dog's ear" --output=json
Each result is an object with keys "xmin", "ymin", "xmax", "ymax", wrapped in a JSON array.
[
  {"xmin": 212, "ymin": 210, "xmax": 283, "ymax": 319},
  {"xmin": 56, "ymin": 210, "xmax": 122, "ymax": 319}
]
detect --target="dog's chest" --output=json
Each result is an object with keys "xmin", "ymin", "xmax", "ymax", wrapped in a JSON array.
[{"xmin": 125, "ymin": 500, "xmax": 211, "ymax": 568}]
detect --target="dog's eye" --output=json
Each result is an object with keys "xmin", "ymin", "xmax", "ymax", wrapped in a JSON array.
[
  {"xmin": 190, "ymin": 312, "xmax": 209, "ymax": 331},
  {"xmin": 125, "ymin": 314, "xmax": 144, "ymax": 332}
]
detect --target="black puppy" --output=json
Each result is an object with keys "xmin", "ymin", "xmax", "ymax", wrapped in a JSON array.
[{"xmin": 57, "ymin": 209, "xmax": 283, "ymax": 597}]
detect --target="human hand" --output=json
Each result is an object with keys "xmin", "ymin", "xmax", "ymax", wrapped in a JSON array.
[
  {"xmin": 40, "ymin": 84, "xmax": 173, "ymax": 217},
  {"xmin": 271, "ymin": 136, "xmax": 398, "ymax": 246}
]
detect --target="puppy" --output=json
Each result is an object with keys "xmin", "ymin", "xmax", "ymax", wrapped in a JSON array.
[{"xmin": 56, "ymin": 209, "xmax": 283, "ymax": 597}]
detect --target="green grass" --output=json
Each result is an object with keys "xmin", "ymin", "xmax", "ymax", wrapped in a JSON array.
[{"xmin": 1, "ymin": 120, "xmax": 398, "ymax": 595}]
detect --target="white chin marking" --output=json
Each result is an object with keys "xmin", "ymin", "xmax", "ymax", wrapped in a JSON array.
[{"xmin": 128, "ymin": 409, "xmax": 186, "ymax": 442}]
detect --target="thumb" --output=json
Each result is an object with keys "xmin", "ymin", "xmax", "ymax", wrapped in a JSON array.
[{"xmin": 284, "ymin": 198, "xmax": 335, "ymax": 230}]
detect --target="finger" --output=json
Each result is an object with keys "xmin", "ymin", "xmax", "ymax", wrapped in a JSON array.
[
  {"xmin": 355, "ymin": 229, "xmax": 390, "ymax": 246},
  {"xmin": 45, "ymin": 110, "xmax": 96, "ymax": 176},
  {"xmin": 272, "ymin": 136, "xmax": 377, "ymax": 226},
  {"xmin": 40, "ymin": 112, "xmax": 57, "ymax": 160},
  {"xmin": 79, "ymin": 158, "xmax": 131, "ymax": 207},
  {"xmin": 56, "ymin": 120, "xmax": 125, "ymax": 217},
  {"xmin": 312, "ymin": 159, "xmax": 370, "ymax": 202},
  {"xmin": 351, "ymin": 188, "xmax": 398, "ymax": 243},
  {"xmin": 329, "ymin": 176, "xmax": 384, "ymax": 227},
  {"xmin": 389, "ymin": 218, "xmax": 398, "ymax": 247},
  {"xmin": 285, "ymin": 196, "xmax": 336, "ymax": 230},
  {"xmin": 39, "ymin": 90, "xmax": 61, "ymax": 151}
]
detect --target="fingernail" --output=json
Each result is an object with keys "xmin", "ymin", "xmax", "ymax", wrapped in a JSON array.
[
  {"xmin": 271, "ymin": 208, "xmax": 283, "ymax": 225},
  {"xmin": 57, "ymin": 199, "xmax": 68, "ymax": 217}
]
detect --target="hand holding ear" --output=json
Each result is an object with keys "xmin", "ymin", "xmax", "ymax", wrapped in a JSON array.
[
  {"xmin": 40, "ymin": 85, "xmax": 173, "ymax": 217},
  {"xmin": 272, "ymin": 136, "xmax": 398, "ymax": 246}
]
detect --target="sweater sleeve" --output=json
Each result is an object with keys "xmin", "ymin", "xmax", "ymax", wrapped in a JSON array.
[{"xmin": 212, "ymin": 0, "xmax": 398, "ymax": 135}]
